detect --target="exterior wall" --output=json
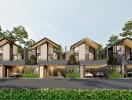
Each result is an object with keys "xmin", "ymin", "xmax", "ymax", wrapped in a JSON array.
[
  {"xmin": 0, "ymin": 65, "xmax": 5, "ymax": 78},
  {"xmin": 39, "ymin": 66, "xmax": 44, "ymax": 78},
  {"xmin": 80, "ymin": 65, "xmax": 84, "ymax": 78},
  {"xmin": 3, "ymin": 43, "xmax": 10, "ymax": 60},
  {"xmin": 13, "ymin": 45, "xmax": 18, "ymax": 60},
  {"xmin": 79, "ymin": 44, "xmax": 85, "ymax": 61},
  {"xmin": 41, "ymin": 44, "xmax": 47, "ymax": 60},
  {"xmin": 48, "ymin": 44, "xmax": 53, "ymax": 54},
  {"xmin": 89, "ymin": 46, "xmax": 95, "ymax": 60}
]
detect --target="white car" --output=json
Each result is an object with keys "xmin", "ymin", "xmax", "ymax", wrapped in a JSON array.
[{"xmin": 85, "ymin": 72, "xmax": 93, "ymax": 77}]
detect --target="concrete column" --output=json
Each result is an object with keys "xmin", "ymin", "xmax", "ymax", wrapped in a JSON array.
[
  {"xmin": 121, "ymin": 65, "xmax": 125, "ymax": 74},
  {"xmin": 39, "ymin": 66, "xmax": 44, "ymax": 78},
  {"xmin": 80, "ymin": 65, "xmax": 84, "ymax": 78},
  {"xmin": 0, "ymin": 65, "xmax": 5, "ymax": 79}
]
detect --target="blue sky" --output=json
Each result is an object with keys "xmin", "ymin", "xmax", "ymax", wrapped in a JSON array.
[{"xmin": 0, "ymin": 0, "xmax": 132, "ymax": 49}]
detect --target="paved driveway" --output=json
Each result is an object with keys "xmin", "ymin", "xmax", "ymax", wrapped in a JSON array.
[{"xmin": 0, "ymin": 79, "xmax": 132, "ymax": 89}]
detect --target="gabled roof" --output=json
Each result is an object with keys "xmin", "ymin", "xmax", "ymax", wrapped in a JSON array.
[
  {"xmin": 108, "ymin": 38, "xmax": 132, "ymax": 49},
  {"xmin": 70, "ymin": 37, "xmax": 101, "ymax": 50},
  {"xmin": 0, "ymin": 38, "xmax": 22, "ymax": 48},
  {"xmin": 31, "ymin": 37, "xmax": 61, "ymax": 49}
]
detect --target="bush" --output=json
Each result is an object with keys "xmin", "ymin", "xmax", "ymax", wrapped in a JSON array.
[
  {"xmin": 23, "ymin": 73, "xmax": 39, "ymax": 78},
  {"xmin": 109, "ymin": 73, "xmax": 124, "ymax": 79},
  {"xmin": 66, "ymin": 73, "xmax": 80, "ymax": 79},
  {"xmin": 0, "ymin": 88, "xmax": 132, "ymax": 100}
]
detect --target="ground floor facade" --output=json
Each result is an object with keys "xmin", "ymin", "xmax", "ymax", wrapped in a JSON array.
[
  {"xmin": 0, "ymin": 65, "xmax": 23, "ymax": 78},
  {"xmin": 1, "ymin": 63, "xmax": 131, "ymax": 79},
  {"xmin": 39, "ymin": 64, "xmax": 108, "ymax": 78}
]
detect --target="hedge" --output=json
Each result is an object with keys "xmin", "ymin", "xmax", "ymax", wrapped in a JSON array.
[
  {"xmin": 22, "ymin": 73, "xmax": 39, "ymax": 78},
  {"xmin": 65, "ymin": 73, "xmax": 80, "ymax": 79},
  {"xmin": 0, "ymin": 88, "xmax": 132, "ymax": 100}
]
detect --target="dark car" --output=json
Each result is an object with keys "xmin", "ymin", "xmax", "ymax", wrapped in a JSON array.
[
  {"xmin": 125, "ymin": 72, "xmax": 132, "ymax": 78},
  {"xmin": 94, "ymin": 72, "xmax": 104, "ymax": 77}
]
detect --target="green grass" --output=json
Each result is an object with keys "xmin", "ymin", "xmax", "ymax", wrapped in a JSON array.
[
  {"xmin": 65, "ymin": 73, "xmax": 80, "ymax": 78},
  {"xmin": 22, "ymin": 73, "xmax": 39, "ymax": 78},
  {"xmin": 108, "ymin": 73, "xmax": 124, "ymax": 79},
  {"xmin": 0, "ymin": 88, "xmax": 132, "ymax": 100}
]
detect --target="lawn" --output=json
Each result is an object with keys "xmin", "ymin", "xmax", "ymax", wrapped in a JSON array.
[{"xmin": 0, "ymin": 88, "xmax": 132, "ymax": 100}]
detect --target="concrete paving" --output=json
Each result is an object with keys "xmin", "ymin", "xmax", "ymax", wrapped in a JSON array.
[{"xmin": 0, "ymin": 78, "xmax": 132, "ymax": 89}]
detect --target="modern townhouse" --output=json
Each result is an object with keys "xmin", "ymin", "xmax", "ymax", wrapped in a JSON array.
[
  {"xmin": 70, "ymin": 38, "xmax": 108, "ymax": 78},
  {"xmin": 0, "ymin": 38, "xmax": 24, "ymax": 78},
  {"xmin": 30, "ymin": 37, "xmax": 108, "ymax": 78},
  {"xmin": 31, "ymin": 38, "xmax": 66, "ymax": 78},
  {"xmin": 108, "ymin": 38, "xmax": 132, "ymax": 74}
]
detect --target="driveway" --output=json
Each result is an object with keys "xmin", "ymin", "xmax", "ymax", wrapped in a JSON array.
[{"xmin": 0, "ymin": 79, "xmax": 132, "ymax": 89}]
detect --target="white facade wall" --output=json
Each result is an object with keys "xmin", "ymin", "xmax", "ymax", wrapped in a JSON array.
[
  {"xmin": 41, "ymin": 44, "xmax": 47, "ymax": 60},
  {"xmin": 3, "ymin": 44, "xmax": 10, "ymax": 60},
  {"xmin": 79, "ymin": 44, "xmax": 85, "ymax": 61}
]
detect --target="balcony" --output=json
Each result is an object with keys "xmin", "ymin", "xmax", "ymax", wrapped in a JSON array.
[
  {"xmin": 48, "ymin": 53, "xmax": 58, "ymax": 61},
  {"xmin": 80, "ymin": 60, "xmax": 107, "ymax": 66},
  {"xmin": 0, "ymin": 60, "xmax": 25, "ymax": 66},
  {"xmin": 38, "ymin": 60, "xmax": 66, "ymax": 66}
]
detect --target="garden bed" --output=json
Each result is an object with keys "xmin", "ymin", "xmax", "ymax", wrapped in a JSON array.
[{"xmin": 0, "ymin": 88, "xmax": 132, "ymax": 100}]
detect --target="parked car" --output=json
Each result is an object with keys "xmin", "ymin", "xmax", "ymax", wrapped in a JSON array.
[
  {"xmin": 85, "ymin": 72, "xmax": 93, "ymax": 77},
  {"xmin": 95, "ymin": 72, "xmax": 104, "ymax": 77},
  {"xmin": 125, "ymin": 72, "xmax": 132, "ymax": 78}
]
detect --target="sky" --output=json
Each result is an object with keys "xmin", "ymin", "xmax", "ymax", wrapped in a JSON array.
[{"xmin": 0, "ymin": 0, "xmax": 132, "ymax": 49}]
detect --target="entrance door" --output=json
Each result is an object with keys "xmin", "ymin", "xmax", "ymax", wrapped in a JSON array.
[
  {"xmin": 44, "ymin": 66, "xmax": 49, "ymax": 77},
  {"xmin": 5, "ymin": 66, "xmax": 12, "ymax": 77}
]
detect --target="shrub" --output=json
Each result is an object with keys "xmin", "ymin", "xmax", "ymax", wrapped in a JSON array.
[
  {"xmin": 108, "ymin": 73, "xmax": 124, "ymax": 79},
  {"xmin": 23, "ymin": 73, "xmax": 39, "ymax": 78},
  {"xmin": 66, "ymin": 73, "xmax": 80, "ymax": 78},
  {"xmin": 0, "ymin": 88, "xmax": 132, "ymax": 100}
]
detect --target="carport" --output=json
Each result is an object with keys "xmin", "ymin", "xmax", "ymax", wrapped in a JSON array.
[
  {"xmin": 38, "ymin": 60, "xmax": 67, "ymax": 78},
  {"xmin": 0, "ymin": 60, "xmax": 25, "ymax": 79},
  {"xmin": 80, "ymin": 60, "xmax": 108, "ymax": 78}
]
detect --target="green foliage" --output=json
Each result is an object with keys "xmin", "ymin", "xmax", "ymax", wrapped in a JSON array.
[
  {"xmin": 108, "ymin": 66, "xmax": 124, "ymax": 79},
  {"xmin": 17, "ymin": 47, "xmax": 23, "ymax": 54},
  {"xmin": 66, "ymin": 73, "xmax": 80, "ymax": 79},
  {"xmin": 108, "ymin": 73, "xmax": 124, "ymax": 79},
  {"xmin": 24, "ymin": 66, "xmax": 37, "ymax": 74},
  {"xmin": 0, "ymin": 25, "xmax": 35, "ymax": 47},
  {"xmin": 27, "ymin": 55, "xmax": 37, "ymax": 65},
  {"xmin": 23, "ymin": 73, "xmax": 39, "ymax": 78},
  {"xmin": 0, "ymin": 88, "xmax": 132, "ymax": 100},
  {"xmin": 67, "ymin": 54, "xmax": 78, "ymax": 65},
  {"xmin": 108, "ymin": 56, "xmax": 118, "ymax": 65},
  {"xmin": 24, "ymin": 39, "xmax": 35, "ymax": 48},
  {"xmin": 120, "ymin": 20, "xmax": 132, "ymax": 38},
  {"xmin": 108, "ymin": 34, "xmax": 119, "ymax": 46}
]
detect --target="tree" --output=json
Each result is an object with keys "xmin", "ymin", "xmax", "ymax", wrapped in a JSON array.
[
  {"xmin": 108, "ymin": 34, "xmax": 119, "ymax": 46},
  {"xmin": 28, "ymin": 55, "xmax": 37, "ymax": 65},
  {"xmin": 120, "ymin": 20, "xmax": 132, "ymax": 38},
  {"xmin": 11, "ymin": 25, "xmax": 29, "ymax": 45},
  {"xmin": 25, "ymin": 39, "xmax": 36, "ymax": 48},
  {"xmin": 67, "ymin": 54, "xmax": 78, "ymax": 65},
  {"xmin": 0, "ymin": 26, "xmax": 2, "ymax": 38},
  {"xmin": 0, "ymin": 25, "xmax": 35, "ymax": 47}
]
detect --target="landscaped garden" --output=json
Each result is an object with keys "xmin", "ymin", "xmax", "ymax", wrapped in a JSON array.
[
  {"xmin": 65, "ymin": 72, "xmax": 80, "ymax": 79},
  {"xmin": 22, "ymin": 66, "xmax": 39, "ymax": 78},
  {"xmin": 0, "ymin": 88, "xmax": 132, "ymax": 100}
]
